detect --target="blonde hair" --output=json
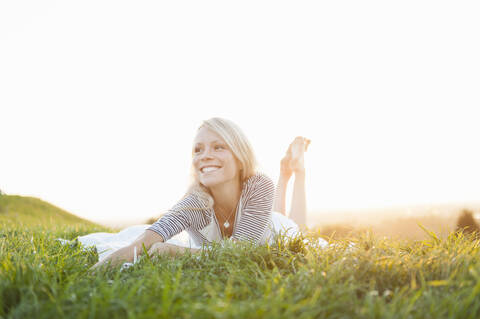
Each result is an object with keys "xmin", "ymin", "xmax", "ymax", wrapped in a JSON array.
[{"xmin": 185, "ymin": 117, "xmax": 258, "ymax": 209}]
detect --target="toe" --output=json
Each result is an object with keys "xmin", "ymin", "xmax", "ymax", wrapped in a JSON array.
[{"xmin": 305, "ymin": 139, "xmax": 311, "ymax": 151}]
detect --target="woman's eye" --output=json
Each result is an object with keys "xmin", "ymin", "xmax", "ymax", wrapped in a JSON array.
[
  {"xmin": 215, "ymin": 145, "xmax": 225, "ymax": 150},
  {"xmin": 194, "ymin": 147, "xmax": 201, "ymax": 154}
]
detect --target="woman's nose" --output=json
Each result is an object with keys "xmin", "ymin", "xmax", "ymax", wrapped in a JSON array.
[{"xmin": 199, "ymin": 147, "xmax": 215, "ymax": 160}]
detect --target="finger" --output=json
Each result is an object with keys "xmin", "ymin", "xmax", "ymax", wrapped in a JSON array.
[
  {"xmin": 148, "ymin": 244, "xmax": 163, "ymax": 255},
  {"xmin": 89, "ymin": 262, "xmax": 104, "ymax": 274}
]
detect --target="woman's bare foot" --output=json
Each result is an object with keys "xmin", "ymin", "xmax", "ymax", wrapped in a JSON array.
[{"xmin": 290, "ymin": 136, "xmax": 310, "ymax": 174}]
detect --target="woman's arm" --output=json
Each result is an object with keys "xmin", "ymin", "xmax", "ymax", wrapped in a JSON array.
[
  {"xmin": 273, "ymin": 148, "xmax": 293, "ymax": 215},
  {"xmin": 146, "ymin": 195, "xmax": 211, "ymax": 242},
  {"xmin": 148, "ymin": 242, "xmax": 201, "ymax": 256},
  {"xmin": 273, "ymin": 173, "xmax": 290, "ymax": 215},
  {"xmin": 233, "ymin": 174, "xmax": 275, "ymax": 243},
  {"xmin": 90, "ymin": 229, "xmax": 164, "ymax": 270}
]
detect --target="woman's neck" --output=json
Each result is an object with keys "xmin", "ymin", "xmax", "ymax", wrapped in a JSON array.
[{"xmin": 209, "ymin": 179, "xmax": 242, "ymax": 211}]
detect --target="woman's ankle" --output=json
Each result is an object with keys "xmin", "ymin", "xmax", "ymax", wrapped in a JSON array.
[
  {"xmin": 294, "ymin": 169, "xmax": 306, "ymax": 178},
  {"xmin": 278, "ymin": 173, "xmax": 291, "ymax": 184}
]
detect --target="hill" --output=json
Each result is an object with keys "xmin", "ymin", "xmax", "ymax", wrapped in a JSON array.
[{"xmin": 0, "ymin": 194, "xmax": 100, "ymax": 228}]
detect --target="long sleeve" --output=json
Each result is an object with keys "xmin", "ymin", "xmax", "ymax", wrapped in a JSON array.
[
  {"xmin": 232, "ymin": 173, "xmax": 275, "ymax": 243},
  {"xmin": 147, "ymin": 194, "xmax": 212, "ymax": 242}
]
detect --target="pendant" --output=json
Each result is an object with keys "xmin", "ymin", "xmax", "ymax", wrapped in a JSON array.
[{"xmin": 223, "ymin": 221, "xmax": 230, "ymax": 228}]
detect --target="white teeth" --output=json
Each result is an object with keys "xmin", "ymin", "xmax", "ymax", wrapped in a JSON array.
[{"xmin": 202, "ymin": 167, "xmax": 220, "ymax": 173}]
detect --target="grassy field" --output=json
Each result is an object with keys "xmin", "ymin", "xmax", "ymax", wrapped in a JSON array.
[
  {"xmin": 0, "ymin": 195, "xmax": 101, "ymax": 229},
  {"xmin": 1, "ymin": 195, "xmax": 480, "ymax": 318}
]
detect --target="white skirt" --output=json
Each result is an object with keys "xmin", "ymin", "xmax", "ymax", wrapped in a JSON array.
[{"xmin": 75, "ymin": 212, "xmax": 325, "ymax": 260}]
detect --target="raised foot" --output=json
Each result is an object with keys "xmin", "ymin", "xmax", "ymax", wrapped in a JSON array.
[
  {"xmin": 280, "ymin": 136, "xmax": 311, "ymax": 178},
  {"xmin": 290, "ymin": 136, "xmax": 310, "ymax": 173}
]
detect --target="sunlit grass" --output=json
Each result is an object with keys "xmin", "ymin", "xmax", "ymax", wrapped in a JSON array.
[
  {"xmin": 2, "ymin": 218, "xmax": 480, "ymax": 318},
  {"xmin": 0, "ymin": 195, "xmax": 103, "ymax": 229}
]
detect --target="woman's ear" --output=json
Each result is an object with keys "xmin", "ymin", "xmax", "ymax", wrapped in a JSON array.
[
  {"xmin": 235, "ymin": 157, "xmax": 244, "ymax": 179},
  {"xmin": 238, "ymin": 166, "xmax": 244, "ymax": 180},
  {"xmin": 236, "ymin": 157, "xmax": 243, "ymax": 170}
]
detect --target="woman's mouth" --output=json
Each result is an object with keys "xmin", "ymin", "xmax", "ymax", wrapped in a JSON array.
[{"xmin": 200, "ymin": 166, "xmax": 221, "ymax": 173}]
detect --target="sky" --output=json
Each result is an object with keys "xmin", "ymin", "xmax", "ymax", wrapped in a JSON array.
[{"xmin": 1, "ymin": 1, "xmax": 479, "ymax": 226}]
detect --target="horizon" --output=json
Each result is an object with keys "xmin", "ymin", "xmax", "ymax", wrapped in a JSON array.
[
  {"xmin": 92, "ymin": 201, "xmax": 480, "ymax": 228},
  {"xmin": 3, "ymin": 192, "xmax": 479, "ymax": 229}
]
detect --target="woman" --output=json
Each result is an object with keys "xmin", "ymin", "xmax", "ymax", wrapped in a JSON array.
[{"xmin": 91, "ymin": 118, "xmax": 310, "ymax": 270}]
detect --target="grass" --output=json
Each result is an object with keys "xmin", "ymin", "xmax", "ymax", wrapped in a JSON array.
[
  {"xmin": 1, "ymin": 220, "xmax": 480, "ymax": 319},
  {"xmin": 1, "ymin": 195, "xmax": 480, "ymax": 318},
  {"xmin": 0, "ymin": 195, "xmax": 100, "ymax": 228}
]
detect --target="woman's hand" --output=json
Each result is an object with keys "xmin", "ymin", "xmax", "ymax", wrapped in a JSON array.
[
  {"xmin": 148, "ymin": 242, "xmax": 200, "ymax": 257},
  {"xmin": 89, "ymin": 245, "xmax": 134, "ymax": 273},
  {"xmin": 89, "ymin": 230, "xmax": 164, "ymax": 272},
  {"xmin": 90, "ymin": 256, "xmax": 113, "ymax": 272}
]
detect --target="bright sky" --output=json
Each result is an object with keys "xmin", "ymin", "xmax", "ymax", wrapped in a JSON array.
[{"xmin": 1, "ymin": 1, "xmax": 479, "ymax": 226}]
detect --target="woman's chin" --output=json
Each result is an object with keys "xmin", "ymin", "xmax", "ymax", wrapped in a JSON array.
[
  {"xmin": 199, "ymin": 177, "xmax": 224, "ymax": 188},
  {"xmin": 201, "ymin": 181, "xmax": 220, "ymax": 189}
]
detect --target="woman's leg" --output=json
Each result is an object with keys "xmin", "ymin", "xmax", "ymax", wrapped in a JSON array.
[
  {"xmin": 273, "ymin": 148, "xmax": 293, "ymax": 215},
  {"xmin": 276, "ymin": 137, "xmax": 310, "ymax": 228},
  {"xmin": 290, "ymin": 170, "xmax": 307, "ymax": 228},
  {"xmin": 290, "ymin": 137, "xmax": 309, "ymax": 228},
  {"xmin": 273, "ymin": 136, "xmax": 310, "ymax": 228}
]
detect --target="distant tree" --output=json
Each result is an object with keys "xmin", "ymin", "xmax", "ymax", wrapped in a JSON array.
[
  {"xmin": 0, "ymin": 189, "xmax": 4, "ymax": 213},
  {"xmin": 145, "ymin": 217, "xmax": 158, "ymax": 224},
  {"xmin": 456, "ymin": 209, "xmax": 480, "ymax": 238},
  {"xmin": 145, "ymin": 212, "xmax": 167, "ymax": 224}
]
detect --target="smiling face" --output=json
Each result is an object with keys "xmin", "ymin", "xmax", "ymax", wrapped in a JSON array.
[{"xmin": 192, "ymin": 126, "xmax": 241, "ymax": 190}]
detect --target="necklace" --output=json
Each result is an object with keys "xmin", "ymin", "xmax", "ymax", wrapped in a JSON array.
[{"xmin": 215, "ymin": 203, "xmax": 237, "ymax": 229}]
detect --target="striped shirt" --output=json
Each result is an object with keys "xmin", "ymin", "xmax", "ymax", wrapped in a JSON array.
[{"xmin": 147, "ymin": 173, "xmax": 275, "ymax": 246}]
